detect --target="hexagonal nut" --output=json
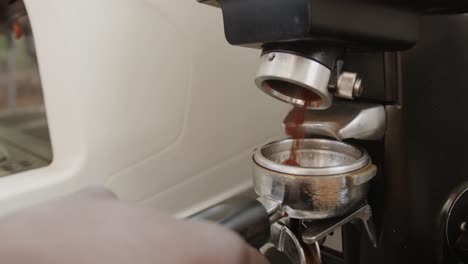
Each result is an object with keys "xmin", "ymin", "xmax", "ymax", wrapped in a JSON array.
[{"xmin": 335, "ymin": 72, "xmax": 363, "ymax": 99}]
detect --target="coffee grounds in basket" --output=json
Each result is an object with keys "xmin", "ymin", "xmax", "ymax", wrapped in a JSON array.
[{"xmin": 283, "ymin": 90, "xmax": 320, "ymax": 166}]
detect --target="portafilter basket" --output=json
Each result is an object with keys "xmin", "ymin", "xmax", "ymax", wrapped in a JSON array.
[{"xmin": 253, "ymin": 138, "xmax": 376, "ymax": 219}]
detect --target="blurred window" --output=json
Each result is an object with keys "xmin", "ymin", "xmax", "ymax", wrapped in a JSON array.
[{"xmin": 0, "ymin": 0, "xmax": 52, "ymax": 177}]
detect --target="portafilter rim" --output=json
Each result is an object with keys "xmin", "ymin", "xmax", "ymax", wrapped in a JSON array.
[{"xmin": 253, "ymin": 138, "xmax": 371, "ymax": 176}]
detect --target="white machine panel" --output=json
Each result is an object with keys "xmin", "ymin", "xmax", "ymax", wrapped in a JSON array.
[{"xmin": 0, "ymin": 0, "xmax": 288, "ymax": 215}]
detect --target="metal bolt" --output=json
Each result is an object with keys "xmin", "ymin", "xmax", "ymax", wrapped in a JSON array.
[
  {"xmin": 335, "ymin": 72, "xmax": 363, "ymax": 100},
  {"xmin": 268, "ymin": 53, "xmax": 276, "ymax": 61},
  {"xmin": 353, "ymin": 77, "xmax": 363, "ymax": 97}
]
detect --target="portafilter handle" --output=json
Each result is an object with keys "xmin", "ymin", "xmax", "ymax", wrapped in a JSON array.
[{"xmin": 190, "ymin": 195, "xmax": 276, "ymax": 249}]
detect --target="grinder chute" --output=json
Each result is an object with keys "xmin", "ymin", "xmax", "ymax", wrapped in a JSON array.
[
  {"xmin": 255, "ymin": 45, "xmax": 367, "ymax": 110},
  {"xmin": 255, "ymin": 46, "xmax": 341, "ymax": 109}
]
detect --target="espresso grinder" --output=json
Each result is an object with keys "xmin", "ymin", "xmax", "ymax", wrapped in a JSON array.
[{"xmin": 192, "ymin": 1, "xmax": 468, "ymax": 263}]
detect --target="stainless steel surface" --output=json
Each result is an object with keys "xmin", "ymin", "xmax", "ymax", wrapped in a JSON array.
[
  {"xmin": 335, "ymin": 72, "xmax": 363, "ymax": 99},
  {"xmin": 282, "ymin": 102, "xmax": 386, "ymax": 141},
  {"xmin": 262, "ymin": 220, "xmax": 321, "ymax": 264},
  {"xmin": 256, "ymin": 197, "xmax": 284, "ymax": 224},
  {"xmin": 255, "ymin": 52, "xmax": 332, "ymax": 110},
  {"xmin": 322, "ymin": 226, "xmax": 342, "ymax": 252},
  {"xmin": 353, "ymin": 78, "xmax": 363, "ymax": 97},
  {"xmin": 254, "ymin": 138, "xmax": 371, "ymax": 175},
  {"xmin": 257, "ymin": 196, "xmax": 282, "ymax": 216},
  {"xmin": 302, "ymin": 204, "xmax": 377, "ymax": 247},
  {"xmin": 253, "ymin": 138, "xmax": 376, "ymax": 219}
]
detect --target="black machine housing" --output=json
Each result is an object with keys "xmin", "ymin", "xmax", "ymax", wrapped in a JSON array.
[
  {"xmin": 199, "ymin": 0, "xmax": 467, "ymax": 50},
  {"xmin": 198, "ymin": 0, "xmax": 468, "ymax": 263}
]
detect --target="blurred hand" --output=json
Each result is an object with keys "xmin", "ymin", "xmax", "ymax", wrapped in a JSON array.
[{"xmin": 0, "ymin": 187, "xmax": 268, "ymax": 264}]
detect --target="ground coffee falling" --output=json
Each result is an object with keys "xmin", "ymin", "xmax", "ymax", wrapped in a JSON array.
[{"xmin": 283, "ymin": 90, "xmax": 321, "ymax": 166}]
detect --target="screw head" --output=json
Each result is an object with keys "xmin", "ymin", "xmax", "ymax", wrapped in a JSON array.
[{"xmin": 268, "ymin": 53, "xmax": 276, "ymax": 61}]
